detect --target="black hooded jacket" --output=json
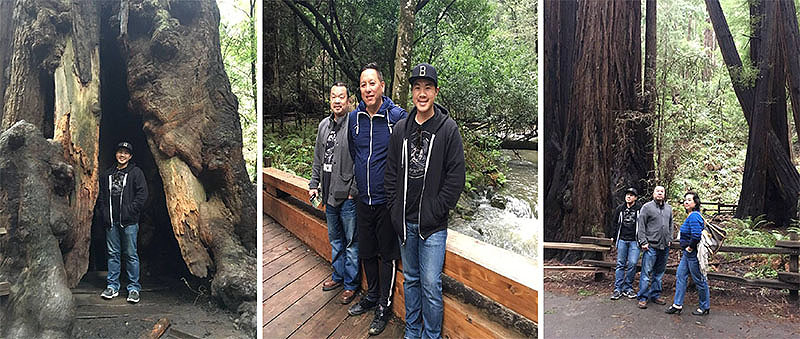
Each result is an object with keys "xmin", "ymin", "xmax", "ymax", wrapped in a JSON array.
[
  {"xmin": 96, "ymin": 161, "xmax": 148, "ymax": 227},
  {"xmin": 385, "ymin": 103, "xmax": 466, "ymax": 243}
]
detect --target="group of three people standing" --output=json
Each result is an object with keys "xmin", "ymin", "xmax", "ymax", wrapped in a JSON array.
[
  {"xmin": 309, "ymin": 62, "xmax": 465, "ymax": 337},
  {"xmin": 610, "ymin": 186, "xmax": 711, "ymax": 316}
]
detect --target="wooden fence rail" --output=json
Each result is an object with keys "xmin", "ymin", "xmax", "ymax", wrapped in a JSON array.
[
  {"xmin": 545, "ymin": 233, "xmax": 800, "ymax": 301},
  {"xmin": 263, "ymin": 168, "xmax": 539, "ymax": 337}
]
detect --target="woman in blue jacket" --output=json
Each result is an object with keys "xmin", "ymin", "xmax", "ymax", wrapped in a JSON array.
[{"xmin": 665, "ymin": 191, "xmax": 710, "ymax": 315}]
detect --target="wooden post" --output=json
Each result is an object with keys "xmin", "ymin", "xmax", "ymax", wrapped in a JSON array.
[{"xmin": 790, "ymin": 231, "xmax": 799, "ymax": 302}]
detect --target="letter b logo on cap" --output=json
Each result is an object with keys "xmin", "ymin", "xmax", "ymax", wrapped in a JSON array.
[{"xmin": 419, "ymin": 65, "xmax": 426, "ymax": 76}]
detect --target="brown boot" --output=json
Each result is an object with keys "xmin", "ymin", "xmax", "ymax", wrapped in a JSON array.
[
  {"xmin": 341, "ymin": 290, "xmax": 356, "ymax": 304},
  {"xmin": 651, "ymin": 297, "xmax": 667, "ymax": 305},
  {"xmin": 322, "ymin": 279, "xmax": 342, "ymax": 291}
]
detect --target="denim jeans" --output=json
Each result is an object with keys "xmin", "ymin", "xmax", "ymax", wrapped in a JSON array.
[
  {"xmin": 400, "ymin": 222, "xmax": 447, "ymax": 339},
  {"xmin": 106, "ymin": 223, "xmax": 140, "ymax": 292},
  {"xmin": 637, "ymin": 246, "xmax": 668, "ymax": 301},
  {"xmin": 673, "ymin": 250, "xmax": 710, "ymax": 310},
  {"xmin": 614, "ymin": 240, "xmax": 640, "ymax": 293},
  {"xmin": 326, "ymin": 199, "xmax": 360, "ymax": 290}
]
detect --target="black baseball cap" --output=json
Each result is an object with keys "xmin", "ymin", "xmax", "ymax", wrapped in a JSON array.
[
  {"xmin": 409, "ymin": 63, "xmax": 438, "ymax": 87},
  {"xmin": 625, "ymin": 187, "xmax": 638, "ymax": 196},
  {"xmin": 116, "ymin": 141, "xmax": 133, "ymax": 153}
]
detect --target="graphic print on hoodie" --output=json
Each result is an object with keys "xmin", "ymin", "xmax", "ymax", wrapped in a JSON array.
[
  {"xmin": 406, "ymin": 118, "xmax": 434, "ymax": 223},
  {"xmin": 111, "ymin": 169, "xmax": 126, "ymax": 223}
]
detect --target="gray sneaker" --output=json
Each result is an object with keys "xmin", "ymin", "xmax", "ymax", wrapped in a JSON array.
[
  {"xmin": 127, "ymin": 290, "xmax": 140, "ymax": 303},
  {"xmin": 610, "ymin": 290, "xmax": 622, "ymax": 300},
  {"xmin": 101, "ymin": 287, "xmax": 118, "ymax": 299}
]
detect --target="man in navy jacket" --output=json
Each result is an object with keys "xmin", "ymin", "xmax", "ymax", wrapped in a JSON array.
[{"xmin": 347, "ymin": 62, "xmax": 407, "ymax": 335}]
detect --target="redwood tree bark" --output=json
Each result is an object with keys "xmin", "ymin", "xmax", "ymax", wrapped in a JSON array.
[
  {"xmin": 545, "ymin": 0, "xmax": 644, "ymax": 243},
  {"xmin": 706, "ymin": 0, "xmax": 800, "ymax": 225},
  {"xmin": 123, "ymin": 0, "xmax": 256, "ymax": 316}
]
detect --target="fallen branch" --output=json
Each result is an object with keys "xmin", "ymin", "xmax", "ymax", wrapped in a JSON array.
[{"xmin": 139, "ymin": 317, "xmax": 170, "ymax": 339}]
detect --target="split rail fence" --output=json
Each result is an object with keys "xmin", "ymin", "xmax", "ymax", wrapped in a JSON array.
[{"xmin": 545, "ymin": 233, "xmax": 800, "ymax": 301}]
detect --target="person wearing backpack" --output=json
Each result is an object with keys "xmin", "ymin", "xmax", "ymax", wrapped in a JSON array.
[{"xmin": 665, "ymin": 191, "xmax": 711, "ymax": 316}]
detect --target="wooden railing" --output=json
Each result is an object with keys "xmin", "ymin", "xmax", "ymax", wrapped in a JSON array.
[
  {"xmin": 263, "ymin": 168, "xmax": 539, "ymax": 337},
  {"xmin": 701, "ymin": 202, "xmax": 737, "ymax": 215},
  {"xmin": 545, "ymin": 234, "xmax": 800, "ymax": 301}
]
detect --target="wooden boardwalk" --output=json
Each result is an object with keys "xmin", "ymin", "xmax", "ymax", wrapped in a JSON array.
[{"xmin": 263, "ymin": 214, "xmax": 404, "ymax": 339}]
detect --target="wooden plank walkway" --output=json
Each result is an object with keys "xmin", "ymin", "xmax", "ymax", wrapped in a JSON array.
[{"xmin": 263, "ymin": 214, "xmax": 404, "ymax": 339}]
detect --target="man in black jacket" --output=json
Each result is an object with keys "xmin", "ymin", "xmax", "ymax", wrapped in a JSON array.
[
  {"xmin": 610, "ymin": 187, "xmax": 641, "ymax": 300},
  {"xmin": 97, "ymin": 142, "xmax": 148, "ymax": 303},
  {"xmin": 385, "ymin": 63, "xmax": 466, "ymax": 339}
]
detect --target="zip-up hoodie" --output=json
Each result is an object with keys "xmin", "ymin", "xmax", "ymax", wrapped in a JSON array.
[
  {"xmin": 348, "ymin": 96, "xmax": 407, "ymax": 206},
  {"xmin": 385, "ymin": 103, "xmax": 466, "ymax": 243},
  {"xmin": 96, "ymin": 161, "xmax": 148, "ymax": 227},
  {"xmin": 610, "ymin": 201, "xmax": 641, "ymax": 243}
]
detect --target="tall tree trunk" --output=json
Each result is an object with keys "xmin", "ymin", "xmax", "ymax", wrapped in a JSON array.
[
  {"xmin": 779, "ymin": 0, "xmax": 800, "ymax": 142},
  {"xmin": 543, "ymin": 0, "xmax": 577, "ymax": 242},
  {"xmin": 0, "ymin": 0, "xmax": 14, "ymax": 122},
  {"xmin": 545, "ymin": 0, "xmax": 643, "ymax": 243},
  {"xmin": 707, "ymin": 0, "xmax": 800, "ymax": 225},
  {"xmin": 392, "ymin": 0, "xmax": 416, "ymax": 110},
  {"xmin": 123, "ymin": 0, "xmax": 256, "ymax": 316}
]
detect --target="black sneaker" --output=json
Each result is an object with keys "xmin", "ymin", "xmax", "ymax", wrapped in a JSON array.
[
  {"xmin": 127, "ymin": 290, "xmax": 140, "ymax": 303},
  {"xmin": 348, "ymin": 297, "xmax": 377, "ymax": 316},
  {"xmin": 624, "ymin": 290, "xmax": 638, "ymax": 299},
  {"xmin": 368, "ymin": 305, "xmax": 390, "ymax": 336},
  {"xmin": 610, "ymin": 290, "xmax": 622, "ymax": 300},
  {"xmin": 100, "ymin": 288, "xmax": 118, "ymax": 299}
]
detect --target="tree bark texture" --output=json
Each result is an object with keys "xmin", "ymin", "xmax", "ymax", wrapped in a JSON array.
[
  {"xmin": 0, "ymin": 0, "xmax": 102, "ymax": 288},
  {"xmin": 0, "ymin": 122, "xmax": 76, "ymax": 338},
  {"xmin": 707, "ymin": 0, "xmax": 800, "ymax": 225},
  {"xmin": 123, "ymin": 0, "xmax": 256, "ymax": 319},
  {"xmin": 545, "ymin": 0, "xmax": 644, "ymax": 243},
  {"xmin": 543, "ymin": 0, "xmax": 576, "ymax": 242},
  {"xmin": 0, "ymin": 0, "xmax": 256, "ymax": 334},
  {"xmin": 391, "ymin": 0, "xmax": 416, "ymax": 110}
]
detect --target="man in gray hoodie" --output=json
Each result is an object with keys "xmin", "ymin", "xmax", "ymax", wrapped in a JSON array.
[{"xmin": 635, "ymin": 185, "xmax": 673, "ymax": 309}]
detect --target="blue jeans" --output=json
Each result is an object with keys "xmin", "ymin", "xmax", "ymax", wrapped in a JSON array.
[
  {"xmin": 326, "ymin": 199, "xmax": 360, "ymax": 290},
  {"xmin": 614, "ymin": 240, "xmax": 640, "ymax": 293},
  {"xmin": 106, "ymin": 223, "xmax": 140, "ymax": 292},
  {"xmin": 637, "ymin": 246, "xmax": 668, "ymax": 301},
  {"xmin": 400, "ymin": 222, "xmax": 447, "ymax": 339},
  {"xmin": 673, "ymin": 250, "xmax": 710, "ymax": 310}
]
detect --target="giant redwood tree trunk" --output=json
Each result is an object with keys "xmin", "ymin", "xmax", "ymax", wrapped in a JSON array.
[
  {"xmin": 706, "ymin": 0, "xmax": 800, "ymax": 226},
  {"xmin": 122, "ymin": 0, "xmax": 257, "ymax": 311},
  {"xmin": 543, "ymin": 0, "xmax": 576, "ymax": 242},
  {"xmin": 0, "ymin": 0, "xmax": 256, "ymax": 335},
  {"xmin": 545, "ymin": 0, "xmax": 645, "ymax": 243}
]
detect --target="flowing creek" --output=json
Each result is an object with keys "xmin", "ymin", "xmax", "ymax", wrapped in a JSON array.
[{"xmin": 449, "ymin": 149, "xmax": 538, "ymax": 259}]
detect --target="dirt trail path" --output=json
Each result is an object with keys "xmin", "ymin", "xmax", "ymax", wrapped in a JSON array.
[
  {"xmin": 544, "ymin": 291, "xmax": 799, "ymax": 338},
  {"xmin": 72, "ymin": 272, "xmax": 248, "ymax": 338}
]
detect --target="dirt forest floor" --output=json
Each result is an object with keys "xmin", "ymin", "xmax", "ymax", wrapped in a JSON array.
[
  {"xmin": 72, "ymin": 272, "xmax": 248, "ymax": 338},
  {"xmin": 544, "ymin": 265, "xmax": 800, "ymax": 338}
]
